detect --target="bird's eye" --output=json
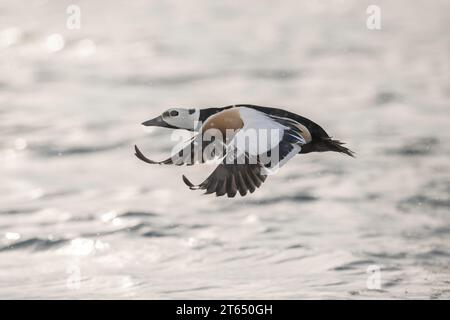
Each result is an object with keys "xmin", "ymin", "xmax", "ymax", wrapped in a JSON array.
[{"xmin": 169, "ymin": 110, "xmax": 179, "ymax": 117}]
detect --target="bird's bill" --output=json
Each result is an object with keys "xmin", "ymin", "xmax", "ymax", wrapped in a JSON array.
[{"xmin": 141, "ymin": 115, "xmax": 172, "ymax": 128}]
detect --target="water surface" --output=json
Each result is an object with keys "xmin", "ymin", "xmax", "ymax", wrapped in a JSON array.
[{"xmin": 0, "ymin": 0, "xmax": 449, "ymax": 299}]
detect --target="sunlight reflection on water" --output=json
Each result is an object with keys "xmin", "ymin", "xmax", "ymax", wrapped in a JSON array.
[{"xmin": 0, "ymin": 0, "xmax": 449, "ymax": 299}]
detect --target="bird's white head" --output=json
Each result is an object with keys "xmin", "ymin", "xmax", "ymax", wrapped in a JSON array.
[{"xmin": 142, "ymin": 108, "xmax": 200, "ymax": 131}]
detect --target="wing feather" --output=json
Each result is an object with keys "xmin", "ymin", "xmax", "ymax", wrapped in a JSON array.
[
  {"xmin": 182, "ymin": 161, "xmax": 266, "ymax": 198},
  {"xmin": 135, "ymin": 133, "xmax": 226, "ymax": 166}
]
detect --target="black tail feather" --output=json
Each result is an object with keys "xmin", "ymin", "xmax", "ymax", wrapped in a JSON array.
[{"xmin": 323, "ymin": 138, "xmax": 355, "ymax": 157}]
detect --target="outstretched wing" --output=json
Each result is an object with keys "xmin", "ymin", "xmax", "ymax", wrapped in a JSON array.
[
  {"xmin": 134, "ymin": 133, "xmax": 225, "ymax": 166},
  {"xmin": 181, "ymin": 108, "xmax": 308, "ymax": 197},
  {"xmin": 182, "ymin": 132, "xmax": 303, "ymax": 197},
  {"xmin": 182, "ymin": 160, "xmax": 267, "ymax": 198},
  {"xmin": 135, "ymin": 144, "xmax": 177, "ymax": 165}
]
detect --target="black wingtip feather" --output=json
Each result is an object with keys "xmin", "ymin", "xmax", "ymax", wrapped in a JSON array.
[
  {"xmin": 226, "ymin": 175, "xmax": 238, "ymax": 198},
  {"xmin": 134, "ymin": 145, "xmax": 159, "ymax": 164},
  {"xmin": 182, "ymin": 163, "xmax": 267, "ymax": 198},
  {"xmin": 216, "ymin": 179, "xmax": 227, "ymax": 197},
  {"xmin": 182, "ymin": 175, "xmax": 196, "ymax": 189}
]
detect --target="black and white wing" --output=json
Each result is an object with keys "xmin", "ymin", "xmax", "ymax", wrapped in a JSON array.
[
  {"xmin": 134, "ymin": 133, "xmax": 224, "ymax": 166},
  {"xmin": 182, "ymin": 107, "xmax": 307, "ymax": 197},
  {"xmin": 182, "ymin": 159, "xmax": 267, "ymax": 198}
]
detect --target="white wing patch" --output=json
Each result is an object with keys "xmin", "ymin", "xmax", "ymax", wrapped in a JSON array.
[
  {"xmin": 231, "ymin": 107, "xmax": 306, "ymax": 157},
  {"xmin": 233, "ymin": 107, "xmax": 286, "ymax": 156}
]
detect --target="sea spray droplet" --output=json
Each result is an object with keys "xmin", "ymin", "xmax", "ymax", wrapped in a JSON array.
[
  {"xmin": 5, "ymin": 232, "xmax": 21, "ymax": 240},
  {"xmin": 46, "ymin": 33, "xmax": 65, "ymax": 52},
  {"xmin": 0, "ymin": 27, "xmax": 21, "ymax": 47},
  {"xmin": 76, "ymin": 39, "xmax": 96, "ymax": 57},
  {"xmin": 14, "ymin": 138, "xmax": 27, "ymax": 150}
]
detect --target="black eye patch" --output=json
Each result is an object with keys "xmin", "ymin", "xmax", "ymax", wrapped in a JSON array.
[
  {"xmin": 188, "ymin": 109, "xmax": 195, "ymax": 114},
  {"xmin": 169, "ymin": 110, "xmax": 179, "ymax": 117}
]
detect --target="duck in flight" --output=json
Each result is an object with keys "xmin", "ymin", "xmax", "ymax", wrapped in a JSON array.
[{"xmin": 134, "ymin": 104, "xmax": 354, "ymax": 198}]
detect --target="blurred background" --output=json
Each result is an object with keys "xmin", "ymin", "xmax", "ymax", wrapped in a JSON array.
[{"xmin": 0, "ymin": 0, "xmax": 449, "ymax": 299}]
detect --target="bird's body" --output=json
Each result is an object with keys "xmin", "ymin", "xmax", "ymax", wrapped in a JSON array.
[{"xmin": 135, "ymin": 104, "xmax": 354, "ymax": 198}]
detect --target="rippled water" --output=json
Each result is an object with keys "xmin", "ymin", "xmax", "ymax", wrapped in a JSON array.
[{"xmin": 1, "ymin": 0, "xmax": 449, "ymax": 299}]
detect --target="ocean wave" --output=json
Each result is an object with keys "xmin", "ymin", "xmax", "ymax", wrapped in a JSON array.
[{"xmin": 0, "ymin": 237, "xmax": 67, "ymax": 252}]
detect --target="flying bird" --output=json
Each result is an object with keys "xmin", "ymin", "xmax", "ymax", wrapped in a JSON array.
[{"xmin": 135, "ymin": 104, "xmax": 354, "ymax": 198}]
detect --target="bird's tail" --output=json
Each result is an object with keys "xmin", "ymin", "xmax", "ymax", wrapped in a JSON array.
[{"xmin": 322, "ymin": 138, "xmax": 355, "ymax": 157}]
